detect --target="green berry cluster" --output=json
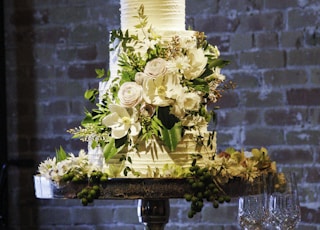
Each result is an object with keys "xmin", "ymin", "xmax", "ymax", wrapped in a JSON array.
[
  {"xmin": 61, "ymin": 170, "xmax": 108, "ymax": 206},
  {"xmin": 88, "ymin": 171, "xmax": 109, "ymax": 184},
  {"xmin": 77, "ymin": 185, "xmax": 100, "ymax": 206},
  {"xmin": 61, "ymin": 172, "xmax": 86, "ymax": 183},
  {"xmin": 184, "ymin": 162, "xmax": 231, "ymax": 218},
  {"xmin": 77, "ymin": 171, "xmax": 108, "ymax": 205}
]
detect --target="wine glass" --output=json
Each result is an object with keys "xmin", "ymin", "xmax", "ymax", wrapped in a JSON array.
[
  {"xmin": 268, "ymin": 172, "xmax": 301, "ymax": 229},
  {"xmin": 238, "ymin": 176, "xmax": 268, "ymax": 230}
]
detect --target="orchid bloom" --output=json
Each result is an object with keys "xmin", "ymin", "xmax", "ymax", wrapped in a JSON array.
[{"xmin": 102, "ymin": 104, "xmax": 141, "ymax": 139}]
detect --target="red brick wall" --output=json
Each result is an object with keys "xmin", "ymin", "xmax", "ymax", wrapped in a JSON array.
[{"xmin": 4, "ymin": 0, "xmax": 320, "ymax": 229}]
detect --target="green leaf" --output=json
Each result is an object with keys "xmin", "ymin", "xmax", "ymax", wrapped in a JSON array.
[
  {"xmin": 103, "ymin": 137, "xmax": 127, "ymax": 161},
  {"xmin": 81, "ymin": 110, "xmax": 94, "ymax": 126},
  {"xmin": 84, "ymin": 89, "xmax": 98, "ymax": 103},
  {"xmin": 103, "ymin": 138, "xmax": 118, "ymax": 161},
  {"xmin": 95, "ymin": 68, "xmax": 105, "ymax": 78},
  {"xmin": 91, "ymin": 140, "xmax": 98, "ymax": 149},
  {"xmin": 208, "ymin": 59, "xmax": 230, "ymax": 69},
  {"xmin": 192, "ymin": 78, "xmax": 209, "ymax": 93},
  {"xmin": 55, "ymin": 146, "xmax": 67, "ymax": 162},
  {"xmin": 161, "ymin": 122, "xmax": 182, "ymax": 152}
]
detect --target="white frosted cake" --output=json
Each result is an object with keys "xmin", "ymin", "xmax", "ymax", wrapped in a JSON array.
[
  {"xmin": 69, "ymin": 0, "xmax": 227, "ymax": 178},
  {"xmin": 36, "ymin": 0, "xmax": 278, "ymax": 213}
]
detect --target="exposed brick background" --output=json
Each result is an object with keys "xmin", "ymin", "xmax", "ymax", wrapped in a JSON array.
[{"xmin": 3, "ymin": 0, "xmax": 320, "ymax": 229}]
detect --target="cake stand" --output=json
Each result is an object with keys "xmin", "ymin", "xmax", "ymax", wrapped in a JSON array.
[{"xmin": 34, "ymin": 177, "xmax": 244, "ymax": 230}]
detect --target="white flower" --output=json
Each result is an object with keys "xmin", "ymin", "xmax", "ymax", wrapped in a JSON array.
[
  {"xmin": 143, "ymin": 75, "xmax": 170, "ymax": 106},
  {"xmin": 180, "ymin": 92, "xmax": 201, "ymax": 111},
  {"xmin": 212, "ymin": 67, "xmax": 226, "ymax": 81},
  {"xmin": 170, "ymin": 91, "xmax": 201, "ymax": 119},
  {"xmin": 144, "ymin": 58, "xmax": 167, "ymax": 79},
  {"xmin": 206, "ymin": 44, "xmax": 220, "ymax": 59},
  {"xmin": 118, "ymin": 82, "xmax": 143, "ymax": 108},
  {"xmin": 167, "ymin": 55, "xmax": 190, "ymax": 75},
  {"xmin": 143, "ymin": 73, "xmax": 179, "ymax": 106},
  {"xmin": 171, "ymin": 103, "xmax": 185, "ymax": 118},
  {"xmin": 184, "ymin": 48, "xmax": 207, "ymax": 80},
  {"xmin": 135, "ymin": 72, "xmax": 147, "ymax": 85},
  {"xmin": 102, "ymin": 104, "xmax": 141, "ymax": 139},
  {"xmin": 180, "ymin": 36, "xmax": 197, "ymax": 49},
  {"xmin": 38, "ymin": 157, "xmax": 57, "ymax": 178},
  {"xmin": 129, "ymin": 37, "xmax": 157, "ymax": 57}
]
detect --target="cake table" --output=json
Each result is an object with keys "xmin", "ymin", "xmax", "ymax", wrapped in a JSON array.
[{"xmin": 34, "ymin": 176, "xmax": 244, "ymax": 230}]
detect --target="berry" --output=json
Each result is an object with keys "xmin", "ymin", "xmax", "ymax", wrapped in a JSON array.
[
  {"xmin": 89, "ymin": 189, "xmax": 97, "ymax": 198},
  {"xmin": 81, "ymin": 198, "xmax": 88, "ymax": 206},
  {"xmin": 184, "ymin": 194, "xmax": 192, "ymax": 201},
  {"xmin": 100, "ymin": 175, "xmax": 108, "ymax": 182}
]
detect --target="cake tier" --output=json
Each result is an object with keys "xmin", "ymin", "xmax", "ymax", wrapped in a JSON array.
[
  {"xmin": 105, "ymin": 132, "xmax": 216, "ymax": 177},
  {"xmin": 120, "ymin": 0, "xmax": 185, "ymax": 31}
]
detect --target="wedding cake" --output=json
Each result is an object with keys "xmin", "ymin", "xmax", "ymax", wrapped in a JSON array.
[{"xmin": 35, "ymin": 0, "xmax": 277, "ymax": 213}]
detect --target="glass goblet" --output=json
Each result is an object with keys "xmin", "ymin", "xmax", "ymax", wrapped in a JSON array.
[
  {"xmin": 268, "ymin": 172, "xmax": 301, "ymax": 229},
  {"xmin": 238, "ymin": 176, "xmax": 268, "ymax": 230}
]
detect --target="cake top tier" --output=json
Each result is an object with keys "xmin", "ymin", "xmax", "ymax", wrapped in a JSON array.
[{"xmin": 120, "ymin": 0, "xmax": 185, "ymax": 31}]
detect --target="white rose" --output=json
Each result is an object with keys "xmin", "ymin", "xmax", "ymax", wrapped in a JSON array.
[
  {"xmin": 171, "ymin": 92, "xmax": 201, "ymax": 119},
  {"xmin": 182, "ymin": 92, "xmax": 201, "ymax": 111},
  {"xmin": 184, "ymin": 48, "xmax": 208, "ymax": 80},
  {"xmin": 144, "ymin": 58, "xmax": 167, "ymax": 79},
  {"xmin": 118, "ymin": 82, "xmax": 143, "ymax": 108}
]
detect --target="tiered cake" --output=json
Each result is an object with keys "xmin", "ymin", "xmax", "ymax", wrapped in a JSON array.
[
  {"xmin": 36, "ymin": 0, "xmax": 277, "ymax": 182},
  {"xmin": 35, "ymin": 0, "xmax": 277, "ymax": 211}
]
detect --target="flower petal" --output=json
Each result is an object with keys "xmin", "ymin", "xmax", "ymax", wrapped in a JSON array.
[
  {"xmin": 102, "ymin": 112, "xmax": 120, "ymax": 128},
  {"xmin": 109, "ymin": 104, "xmax": 130, "ymax": 118},
  {"xmin": 130, "ymin": 122, "xmax": 141, "ymax": 136},
  {"xmin": 111, "ymin": 125, "xmax": 128, "ymax": 139}
]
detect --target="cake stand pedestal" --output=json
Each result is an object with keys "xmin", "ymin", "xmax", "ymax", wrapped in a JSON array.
[
  {"xmin": 137, "ymin": 199, "xmax": 170, "ymax": 230},
  {"xmin": 34, "ymin": 177, "xmax": 244, "ymax": 230}
]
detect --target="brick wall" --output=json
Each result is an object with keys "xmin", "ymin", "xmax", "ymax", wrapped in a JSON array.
[{"xmin": 4, "ymin": 0, "xmax": 320, "ymax": 229}]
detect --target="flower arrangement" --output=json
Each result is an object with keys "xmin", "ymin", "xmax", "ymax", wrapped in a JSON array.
[{"xmin": 68, "ymin": 5, "xmax": 232, "ymax": 159}]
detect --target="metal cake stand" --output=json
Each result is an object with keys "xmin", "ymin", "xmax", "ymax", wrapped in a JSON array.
[{"xmin": 35, "ymin": 177, "xmax": 244, "ymax": 230}]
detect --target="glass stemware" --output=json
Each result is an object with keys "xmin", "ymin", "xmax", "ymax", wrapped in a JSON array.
[
  {"xmin": 268, "ymin": 172, "xmax": 301, "ymax": 229},
  {"xmin": 238, "ymin": 176, "xmax": 268, "ymax": 230}
]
